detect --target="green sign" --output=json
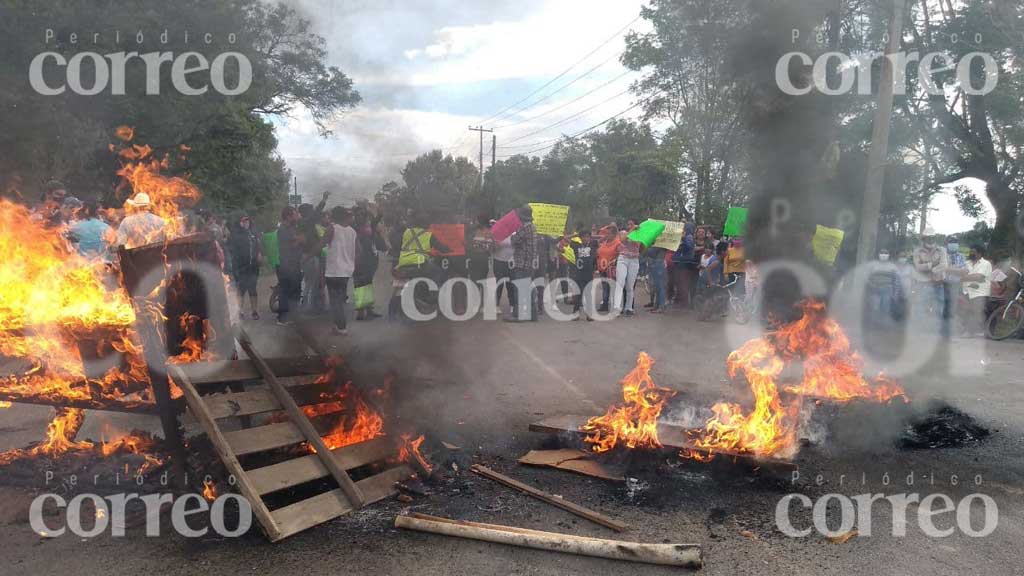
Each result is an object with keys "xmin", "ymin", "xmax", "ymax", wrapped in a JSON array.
[
  {"xmin": 723, "ymin": 207, "xmax": 748, "ymax": 236},
  {"xmin": 262, "ymin": 230, "xmax": 280, "ymax": 269}
]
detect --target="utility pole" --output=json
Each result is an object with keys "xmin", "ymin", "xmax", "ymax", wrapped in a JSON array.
[
  {"xmin": 856, "ymin": 0, "xmax": 905, "ymax": 264},
  {"xmin": 468, "ymin": 125, "xmax": 493, "ymax": 190},
  {"xmin": 492, "ymin": 134, "xmax": 496, "ymax": 171}
]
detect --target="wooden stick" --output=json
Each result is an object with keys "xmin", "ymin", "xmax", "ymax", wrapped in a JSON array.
[
  {"xmin": 236, "ymin": 327, "xmax": 365, "ymax": 508},
  {"xmin": 170, "ymin": 365, "xmax": 282, "ymax": 541},
  {"xmin": 470, "ymin": 464, "xmax": 626, "ymax": 532},
  {"xmin": 395, "ymin": 513, "xmax": 702, "ymax": 569}
]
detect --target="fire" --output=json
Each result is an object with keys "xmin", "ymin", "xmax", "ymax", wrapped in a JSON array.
[
  {"xmin": 302, "ymin": 382, "xmax": 385, "ymax": 451},
  {"xmin": 398, "ymin": 433, "xmax": 432, "ymax": 475},
  {"xmin": 581, "ymin": 352, "xmax": 677, "ymax": 453},
  {"xmin": 686, "ymin": 299, "xmax": 905, "ymax": 460},
  {"xmin": 202, "ymin": 479, "xmax": 218, "ymax": 502}
]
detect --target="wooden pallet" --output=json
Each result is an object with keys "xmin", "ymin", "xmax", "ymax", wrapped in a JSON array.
[
  {"xmin": 170, "ymin": 334, "xmax": 413, "ymax": 542},
  {"xmin": 529, "ymin": 414, "xmax": 797, "ymax": 471}
]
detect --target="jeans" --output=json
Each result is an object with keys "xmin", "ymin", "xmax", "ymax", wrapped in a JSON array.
[
  {"xmin": 648, "ymin": 257, "xmax": 667, "ymax": 310},
  {"xmin": 301, "ymin": 255, "xmax": 324, "ymax": 311},
  {"xmin": 511, "ymin": 269, "xmax": 537, "ymax": 320},
  {"xmin": 325, "ymin": 276, "xmax": 350, "ymax": 330},
  {"xmin": 494, "ymin": 259, "xmax": 513, "ymax": 309},
  {"xmin": 276, "ymin": 267, "xmax": 302, "ymax": 322},
  {"xmin": 615, "ymin": 257, "xmax": 640, "ymax": 313}
]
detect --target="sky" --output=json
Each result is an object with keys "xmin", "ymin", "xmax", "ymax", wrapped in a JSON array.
[{"xmin": 274, "ymin": 0, "xmax": 991, "ymax": 235}]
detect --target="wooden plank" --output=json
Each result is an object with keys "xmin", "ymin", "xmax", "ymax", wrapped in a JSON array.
[
  {"xmin": 471, "ymin": 465, "xmax": 626, "ymax": 531},
  {"xmin": 169, "ymin": 365, "xmax": 282, "ymax": 541},
  {"xmin": 238, "ymin": 328, "xmax": 365, "ymax": 508},
  {"xmin": 247, "ymin": 436, "xmax": 396, "ymax": 496},
  {"xmin": 271, "ymin": 464, "xmax": 413, "ymax": 540},
  {"xmin": 530, "ymin": 415, "xmax": 797, "ymax": 470},
  {"xmin": 175, "ymin": 358, "xmax": 324, "ymax": 387},
  {"xmin": 224, "ymin": 421, "xmax": 305, "ymax": 456},
  {"xmin": 203, "ymin": 389, "xmax": 281, "ymax": 419},
  {"xmin": 0, "ymin": 393, "xmax": 163, "ymax": 414}
]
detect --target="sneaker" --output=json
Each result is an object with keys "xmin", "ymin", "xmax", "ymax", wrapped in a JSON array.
[
  {"xmin": 332, "ymin": 327, "xmax": 348, "ymax": 336},
  {"xmin": 251, "ymin": 311, "xmax": 260, "ymax": 320},
  {"xmin": 276, "ymin": 319, "xmax": 293, "ymax": 327},
  {"xmin": 624, "ymin": 310, "xmax": 635, "ymax": 317}
]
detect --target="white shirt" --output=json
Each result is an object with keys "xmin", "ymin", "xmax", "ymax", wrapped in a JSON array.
[
  {"xmin": 116, "ymin": 211, "xmax": 167, "ymax": 248},
  {"xmin": 325, "ymin": 224, "xmax": 357, "ymax": 278},
  {"xmin": 492, "ymin": 237, "xmax": 514, "ymax": 263},
  {"xmin": 963, "ymin": 257, "xmax": 992, "ymax": 299}
]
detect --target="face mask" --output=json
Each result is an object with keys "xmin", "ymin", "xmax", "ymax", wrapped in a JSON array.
[{"xmin": 879, "ymin": 253, "xmax": 890, "ymax": 261}]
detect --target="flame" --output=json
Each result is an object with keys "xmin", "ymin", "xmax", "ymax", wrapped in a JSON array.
[
  {"xmin": 581, "ymin": 352, "xmax": 677, "ymax": 453},
  {"xmin": 202, "ymin": 479, "xmax": 218, "ymax": 502},
  {"xmin": 686, "ymin": 299, "xmax": 905, "ymax": 460},
  {"xmin": 398, "ymin": 433, "xmax": 432, "ymax": 474},
  {"xmin": 0, "ymin": 401, "xmax": 10, "ymax": 408},
  {"xmin": 302, "ymin": 382, "xmax": 385, "ymax": 451}
]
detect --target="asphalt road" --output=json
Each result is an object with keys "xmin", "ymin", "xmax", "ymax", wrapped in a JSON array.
[{"xmin": 1, "ymin": 277, "xmax": 1023, "ymax": 576}]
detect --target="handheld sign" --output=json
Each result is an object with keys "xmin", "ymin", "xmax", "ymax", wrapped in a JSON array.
[
  {"xmin": 528, "ymin": 203, "xmax": 570, "ymax": 238},
  {"xmin": 628, "ymin": 219, "xmax": 667, "ymax": 248},
  {"xmin": 428, "ymin": 224, "xmax": 466, "ymax": 256},
  {"xmin": 723, "ymin": 207, "xmax": 748, "ymax": 236},
  {"xmin": 812, "ymin": 225, "xmax": 845, "ymax": 265},
  {"xmin": 652, "ymin": 220, "xmax": 685, "ymax": 250},
  {"xmin": 490, "ymin": 210, "xmax": 522, "ymax": 243}
]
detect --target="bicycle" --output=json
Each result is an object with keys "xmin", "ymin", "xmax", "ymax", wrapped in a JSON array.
[
  {"xmin": 695, "ymin": 278, "xmax": 738, "ymax": 322},
  {"xmin": 985, "ymin": 267, "xmax": 1024, "ymax": 340}
]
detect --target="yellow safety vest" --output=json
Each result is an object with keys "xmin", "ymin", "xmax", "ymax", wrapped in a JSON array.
[{"xmin": 398, "ymin": 227, "xmax": 432, "ymax": 268}]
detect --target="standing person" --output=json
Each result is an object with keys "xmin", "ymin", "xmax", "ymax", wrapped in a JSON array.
[
  {"xmin": 571, "ymin": 227, "xmax": 598, "ymax": 320},
  {"xmin": 299, "ymin": 192, "xmax": 330, "ymax": 313},
  {"xmin": 34, "ymin": 180, "xmax": 67, "ymax": 227},
  {"xmin": 596, "ymin": 225, "xmax": 621, "ymax": 312},
  {"xmin": 276, "ymin": 207, "xmax": 304, "ymax": 325},
  {"xmin": 115, "ymin": 193, "xmax": 166, "ymax": 248},
  {"xmin": 69, "ymin": 200, "xmax": 113, "ymax": 261},
  {"xmin": 671, "ymin": 223, "xmax": 696, "ymax": 308},
  {"xmin": 614, "ymin": 230, "xmax": 642, "ymax": 316},
  {"xmin": 353, "ymin": 206, "xmax": 387, "ymax": 321},
  {"xmin": 322, "ymin": 207, "xmax": 357, "ymax": 335},
  {"xmin": 913, "ymin": 233, "xmax": 948, "ymax": 328},
  {"xmin": 510, "ymin": 206, "xmax": 538, "ymax": 321},
  {"xmin": 491, "ymin": 222, "xmax": 514, "ymax": 314},
  {"xmin": 954, "ymin": 245, "xmax": 993, "ymax": 337},
  {"xmin": 724, "ymin": 238, "xmax": 746, "ymax": 296},
  {"xmin": 867, "ymin": 248, "xmax": 900, "ymax": 328},
  {"xmin": 645, "ymin": 243, "xmax": 669, "ymax": 313},
  {"xmin": 229, "ymin": 214, "xmax": 263, "ymax": 321}
]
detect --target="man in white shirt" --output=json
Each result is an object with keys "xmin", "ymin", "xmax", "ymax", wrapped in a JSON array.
[
  {"xmin": 956, "ymin": 245, "xmax": 993, "ymax": 336},
  {"xmin": 322, "ymin": 206, "xmax": 357, "ymax": 335},
  {"xmin": 115, "ymin": 193, "xmax": 167, "ymax": 249}
]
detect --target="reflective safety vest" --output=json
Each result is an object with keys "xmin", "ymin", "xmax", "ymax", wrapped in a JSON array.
[{"xmin": 398, "ymin": 227, "xmax": 432, "ymax": 268}]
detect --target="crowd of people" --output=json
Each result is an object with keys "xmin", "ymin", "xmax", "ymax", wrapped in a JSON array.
[{"xmin": 33, "ymin": 178, "xmax": 1022, "ymax": 340}]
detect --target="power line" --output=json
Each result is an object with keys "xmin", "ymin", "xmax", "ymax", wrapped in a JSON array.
[
  {"xmin": 499, "ymin": 86, "xmax": 633, "ymax": 147},
  {"xmin": 491, "ymin": 50, "xmax": 627, "ymax": 129},
  {"xmin": 496, "ymin": 93, "xmax": 660, "ymax": 159},
  {"xmin": 475, "ymin": 14, "xmax": 641, "ymax": 127},
  {"xmin": 494, "ymin": 68, "xmax": 634, "ymax": 131}
]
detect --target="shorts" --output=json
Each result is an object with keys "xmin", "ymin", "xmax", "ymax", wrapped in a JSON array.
[{"xmin": 235, "ymin": 271, "xmax": 258, "ymax": 296}]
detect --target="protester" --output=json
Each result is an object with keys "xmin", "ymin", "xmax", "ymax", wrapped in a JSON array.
[
  {"xmin": 912, "ymin": 233, "xmax": 948, "ymax": 327},
  {"xmin": 724, "ymin": 238, "xmax": 746, "ymax": 297},
  {"xmin": 115, "ymin": 193, "xmax": 166, "ymax": 248},
  {"xmin": 614, "ymin": 229, "xmax": 642, "ymax": 316},
  {"xmin": 322, "ymin": 206, "xmax": 357, "ymax": 335},
  {"xmin": 645, "ymin": 242, "xmax": 668, "ymax": 313},
  {"xmin": 68, "ymin": 200, "xmax": 112, "ymax": 261},
  {"xmin": 596, "ymin": 224, "xmax": 620, "ymax": 312},
  {"xmin": 299, "ymin": 192, "xmax": 330, "ymax": 313},
  {"xmin": 954, "ymin": 245, "xmax": 993, "ymax": 337},
  {"xmin": 510, "ymin": 206, "xmax": 539, "ymax": 321},
  {"xmin": 34, "ymin": 180, "xmax": 67, "ymax": 227},
  {"xmin": 572, "ymin": 227, "xmax": 598, "ymax": 320},
  {"xmin": 867, "ymin": 248, "xmax": 901, "ymax": 328},
  {"xmin": 229, "ymin": 214, "xmax": 263, "ymax": 321},
  {"xmin": 490, "ymin": 221, "xmax": 515, "ymax": 314},
  {"xmin": 353, "ymin": 206, "xmax": 387, "ymax": 321},
  {"xmin": 275, "ymin": 206, "xmax": 304, "ymax": 325},
  {"xmin": 671, "ymin": 222, "xmax": 696, "ymax": 308}
]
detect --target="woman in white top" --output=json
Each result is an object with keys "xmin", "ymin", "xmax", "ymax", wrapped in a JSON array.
[{"xmin": 322, "ymin": 206, "xmax": 358, "ymax": 335}]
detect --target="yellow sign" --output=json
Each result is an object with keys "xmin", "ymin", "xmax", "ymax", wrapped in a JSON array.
[
  {"xmin": 528, "ymin": 203, "xmax": 570, "ymax": 238},
  {"xmin": 812, "ymin": 225, "xmax": 845, "ymax": 265},
  {"xmin": 652, "ymin": 220, "xmax": 685, "ymax": 250}
]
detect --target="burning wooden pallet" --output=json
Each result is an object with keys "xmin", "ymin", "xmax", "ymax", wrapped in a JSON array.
[
  {"xmin": 529, "ymin": 414, "xmax": 797, "ymax": 471},
  {"xmin": 170, "ymin": 329, "xmax": 416, "ymax": 542}
]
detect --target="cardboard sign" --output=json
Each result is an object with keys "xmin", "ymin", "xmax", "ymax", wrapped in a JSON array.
[
  {"xmin": 262, "ymin": 230, "xmax": 279, "ymax": 269},
  {"xmin": 528, "ymin": 203, "xmax": 570, "ymax": 238},
  {"xmin": 490, "ymin": 210, "xmax": 522, "ymax": 243},
  {"xmin": 428, "ymin": 223, "xmax": 466, "ymax": 256},
  {"xmin": 652, "ymin": 219, "xmax": 685, "ymax": 250},
  {"xmin": 628, "ymin": 219, "xmax": 666, "ymax": 248},
  {"xmin": 723, "ymin": 207, "xmax": 748, "ymax": 236},
  {"xmin": 812, "ymin": 225, "xmax": 845, "ymax": 265}
]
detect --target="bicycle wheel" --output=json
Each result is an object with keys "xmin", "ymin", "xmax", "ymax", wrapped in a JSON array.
[
  {"xmin": 986, "ymin": 301, "xmax": 1024, "ymax": 340},
  {"xmin": 269, "ymin": 286, "xmax": 280, "ymax": 314}
]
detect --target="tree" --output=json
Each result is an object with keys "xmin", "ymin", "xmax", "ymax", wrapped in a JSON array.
[
  {"xmin": 391, "ymin": 150, "xmax": 479, "ymax": 222},
  {"xmin": 622, "ymin": 0, "xmax": 751, "ymax": 223}
]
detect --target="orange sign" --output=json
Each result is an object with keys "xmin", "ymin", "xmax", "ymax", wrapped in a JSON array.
[{"xmin": 429, "ymin": 224, "xmax": 466, "ymax": 256}]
